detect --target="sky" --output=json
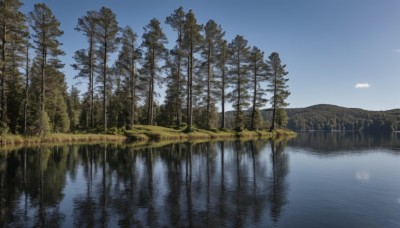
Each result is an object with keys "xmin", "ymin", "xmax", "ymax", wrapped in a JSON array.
[{"xmin": 20, "ymin": 0, "xmax": 400, "ymax": 111}]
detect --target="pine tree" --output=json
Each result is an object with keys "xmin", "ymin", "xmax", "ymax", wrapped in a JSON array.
[
  {"xmin": 67, "ymin": 86, "xmax": 81, "ymax": 132},
  {"xmin": 73, "ymin": 10, "xmax": 98, "ymax": 128},
  {"xmin": 216, "ymin": 39, "xmax": 230, "ymax": 130},
  {"xmin": 248, "ymin": 46, "xmax": 267, "ymax": 130},
  {"xmin": 0, "ymin": 0, "xmax": 27, "ymax": 131},
  {"xmin": 94, "ymin": 7, "xmax": 119, "ymax": 131},
  {"xmin": 165, "ymin": 7, "xmax": 186, "ymax": 128},
  {"xmin": 201, "ymin": 20, "xmax": 224, "ymax": 129},
  {"xmin": 183, "ymin": 10, "xmax": 202, "ymax": 130},
  {"xmin": 29, "ymin": 3, "xmax": 65, "ymax": 135},
  {"xmin": 141, "ymin": 18, "xmax": 167, "ymax": 125},
  {"xmin": 267, "ymin": 52, "xmax": 290, "ymax": 131},
  {"xmin": 228, "ymin": 35, "xmax": 250, "ymax": 130},
  {"xmin": 23, "ymin": 43, "xmax": 30, "ymax": 135},
  {"xmin": 163, "ymin": 53, "xmax": 183, "ymax": 126},
  {"xmin": 116, "ymin": 26, "xmax": 141, "ymax": 128}
]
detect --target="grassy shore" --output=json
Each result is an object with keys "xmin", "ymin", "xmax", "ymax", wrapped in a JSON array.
[
  {"xmin": 124, "ymin": 125, "xmax": 296, "ymax": 141},
  {"xmin": 0, "ymin": 133, "xmax": 127, "ymax": 147},
  {"xmin": 0, "ymin": 125, "xmax": 296, "ymax": 147}
]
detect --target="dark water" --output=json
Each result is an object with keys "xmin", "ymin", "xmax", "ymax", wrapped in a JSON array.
[{"xmin": 1, "ymin": 132, "xmax": 400, "ymax": 227}]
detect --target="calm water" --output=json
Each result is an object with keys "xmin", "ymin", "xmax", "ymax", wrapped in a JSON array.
[{"xmin": 1, "ymin": 132, "xmax": 400, "ymax": 227}]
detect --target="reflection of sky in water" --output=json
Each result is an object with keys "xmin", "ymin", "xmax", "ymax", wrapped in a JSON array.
[{"xmin": 355, "ymin": 171, "xmax": 370, "ymax": 183}]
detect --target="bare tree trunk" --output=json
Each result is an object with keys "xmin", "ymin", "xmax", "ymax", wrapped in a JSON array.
[
  {"xmin": 206, "ymin": 42, "xmax": 211, "ymax": 129},
  {"xmin": 24, "ymin": 45, "xmax": 29, "ymax": 135},
  {"xmin": 1, "ymin": 26, "xmax": 6, "ymax": 123},
  {"xmin": 176, "ymin": 56, "xmax": 181, "ymax": 128},
  {"xmin": 235, "ymin": 52, "xmax": 241, "ymax": 128},
  {"xmin": 188, "ymin": 41, "xmax": 193, "ymax": 129},
  {"xmin": 270, "ymin": 72, "xmax": 277, "ymax": 131},
  {"xmin": 251, "ymin": 63, "xmax": 257, "ymax": 130},
  {"xmin": 103, "ymin": 40, "xmax": 107, "ymax": 131},
  {"xmin": 130, "ymin": 59, "xmax": 135, "ymax": 127},
  {"xmin": 147, "ymin": 50, "xmax": 155, "ymax": 125},
  {"xmin": 89, "ymin": 35, "xmax": 94, "ymax": 129},
  {"xmin": 220, "ymin": 67, "xmax": 225, "ymax": 130}
]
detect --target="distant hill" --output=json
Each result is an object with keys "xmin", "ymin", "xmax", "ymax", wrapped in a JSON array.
[
  {"xmin": 224, "ymin": 104, "xmax": 400, "ymax": 131},
  {"xmin": 283, "ymin": 104, "xmax": 400, "ymax": 131}
]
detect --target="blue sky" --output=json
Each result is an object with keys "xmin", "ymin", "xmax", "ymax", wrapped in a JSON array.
[{"xmin": 21, "ymin": 0, "xmax": 400, "ymax": 111}]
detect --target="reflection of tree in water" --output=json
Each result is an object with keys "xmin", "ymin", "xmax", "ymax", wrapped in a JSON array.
[
  {"xmin": 72, "ymin": 145, "xmax": 96, "ymax": 227},
  {"xmin": 1, "ymin": 140, "xmax": 291, "ymax": 227},
  {"xmin": 0, "ymin": 146, "xmax": 69, "ymax": 227},
  {"xmin": 269, "ymin": 139, "xmax": 289, "ymax": 223}
]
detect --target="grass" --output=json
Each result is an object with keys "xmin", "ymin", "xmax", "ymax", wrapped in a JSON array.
[
  {"xmin": 0, "ymin": 125, "xmax": 296, "ymax": 147},
  {"xmin": 0, "ymin": 133, "xmax": 126, "ymax": 147},
  {"xmin": 124, "ymin": 125, "xmax": 296, "ymax": 141}
]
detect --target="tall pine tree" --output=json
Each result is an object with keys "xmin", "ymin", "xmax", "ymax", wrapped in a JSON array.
[
  {"xmin": 94, "ymin": 7, "xmax": 119, "ymax": 131},
  {"xmin": 216, "ymin": 39, "xmax": 230, "ymax": 130},
  {"xmin": 267, "ymin": 52, "xmax": 290, "ymax": 131},
  {"xmin": 228, "ymin": 35, "xmax": 250, "ymax": 130},
  {"xmin": 201, "ymin": 20, "xmax": 224, "ymax": 129},
  {"xmin": 73, "ymin": 10, "xmax": 98, "ymax": 128},
  {"xmin": 117, "ymin": 26, "xmax": 141, "ymax": 128},
  {"xmin": 183, "ymin": 10, "xmax": 202, "ymax": 130},
  {"xmin": 166, "ymin": 7, "xmax": 186, "ymax": 128},
  {"xmin": 0, "ymin": 0, "xmax": 27, "ymax": 132},
  {"xmin": 141, "ymin": 18, "xmax": 167, "ymax": 125},
  {"xmin": 248, "ymin": 46, "xmax": 267, "ymax": 130},
  {"xmin": 29, "ymin": 3, "xmax": 65, "ymax": 136}
]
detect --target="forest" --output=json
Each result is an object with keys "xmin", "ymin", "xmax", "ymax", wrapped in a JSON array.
[
  {"xmin": 0, "ymin": 1, "xmax": 290, "ymax": 136},
  {"xmin": 284, "ymin": 104, "xmax": 400, "ymax": 132}
]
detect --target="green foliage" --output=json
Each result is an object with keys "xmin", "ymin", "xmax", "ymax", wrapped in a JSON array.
[
  {"xmin": 0, "ymin": 0, "xmax": 28, "ymax": 130},
  {"xmin": 1, "ymin": 6, "xmax": 298, "ymax": 136},
  {"xmin": 276, "ymin": 109, "xmax": 288, "ymax": 128},
  {"xmin": 286, "ymin": 104, "xmax": 397, "ymax": 132},
  {"xmin": 141, "ymin": 18, "xmax": 168, "ymax": 125},
  {"xmin": 228, "ymin": 35, "xmax": 251, "ymax": 129},
  {"xmin": 267, "ymin": 52, "xmax": 290, "ymax": 130},
  {"xmin": 35, "ymin": 111, "xmax": 51, "ymax": 137},
  {"xmin": 250, "ymin": 108, "xmax": 264, "ymax": 130},
  {"xmin": 0, "ymin": 121, "xmax": 9, "ymax": 135}
]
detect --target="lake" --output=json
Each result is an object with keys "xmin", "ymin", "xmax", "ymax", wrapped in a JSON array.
[{"xmin": 1, "ymin": 132, "xmax": 400, "ymax": 227}]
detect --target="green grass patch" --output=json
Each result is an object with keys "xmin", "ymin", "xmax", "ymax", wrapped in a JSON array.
[
  {"xmin": 0, "ymin": 133, "xmax": 127, "ymax": 147},
  {"xmin": 0, "ymin": 125, "xmax": 296, "ymax": 148}
]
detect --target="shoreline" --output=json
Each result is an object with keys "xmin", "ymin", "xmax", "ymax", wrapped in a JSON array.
[{"xmin": 0, "ymin": 125, "xmax": 296, "ymax": 147}]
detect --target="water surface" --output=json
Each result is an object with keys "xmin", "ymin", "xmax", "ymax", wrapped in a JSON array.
[{"xmin": 1, "ymin": 132, "xmax": 400, "ymax": 227}]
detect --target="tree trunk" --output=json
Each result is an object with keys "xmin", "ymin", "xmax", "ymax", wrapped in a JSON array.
[
  {"xmin": 24, "ymin": 45, "xmax": 29, "ymax": 135},
  {"xmin": 270, "ymin": 71, "xmax": 277, "ymax": 131},
  {"xmin": 235, "ymin": 52, "xmax": 241, "ymax": 128},
  {"xmin": 89, "ymin": 35, "xmax": 94, "ymax": 129},
  {"xmin": 176, "ymin": 34, "xmax": 182, "ymax": 128},
  {"xmin": 251, "ymin": 63, "xmax": 257, "ymax": 130},
  {"xmin": 186, "ymin": 56, "xmax": 190, "ymax": 128},
  {"xmin": 130, "ymin": 58, "xmax": 135, "ymax": 128},
  {"xmin": 148, "ymin": 49, "xmax": 155, "ymax": 125},
  {"xmin": 206, "ymin": 42, "xmax": 211, "ymax": 129},
  {"xmin": 176, "ymin": 56, "xmax": 181, "ymax": 128},
  {"xmin": 1, "ymin": 26, "xmax": 6, "ymax": 123},
  {"xmin": 220, "ymin": 67, "xmax": 225, "ymax": 130},
  {"xmin": 187, "ymin": 41, "xmax": 193, "ymax": 129},
  {"xmin": 103, "ymin": 40, "xmax": 107, "ymax": 131}
]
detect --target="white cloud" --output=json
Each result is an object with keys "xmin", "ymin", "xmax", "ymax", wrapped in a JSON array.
[{"xmin": 355, "ymin": 83, "xmax": 370, "ymax": 89}]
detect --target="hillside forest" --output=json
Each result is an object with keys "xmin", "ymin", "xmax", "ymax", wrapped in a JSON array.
[
  {"xmin": 283, "ymin": 105, "xmax": 400, "ymax": 132},
  {"xmin": 0, "ymin": 1, "xmax": 291, "ymax": 136}
]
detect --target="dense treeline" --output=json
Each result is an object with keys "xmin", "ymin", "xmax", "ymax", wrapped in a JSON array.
[
  {"xmin": 284, "ymin": 104, "xmax": 400, "ymax": 132},
  {"xmin": 0, "ymin": 2, "xmax": 290, "ymax": 136}
]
